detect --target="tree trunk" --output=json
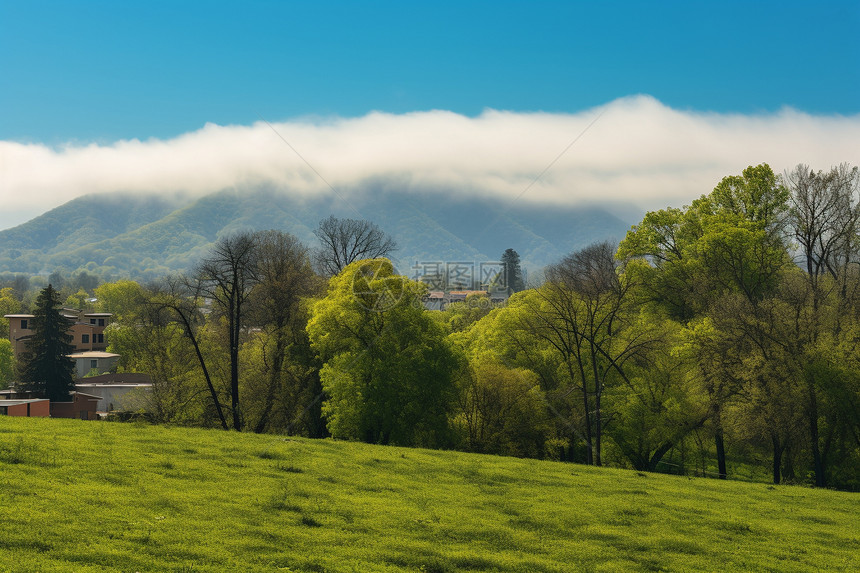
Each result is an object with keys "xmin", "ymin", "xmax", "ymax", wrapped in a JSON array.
[
  {"xmin": 713, "ymin": 406, "xmax": 727, "ymax": 479},
  {"xmin": 175, "ymin": 307, "xmax": 228, "ymax": 431},
  {"xmin": 230, "ymin": 306, "xmax": 242, "ymax": 431},
  {"xmin": 782, "ymin": 443, "xmax": 796, "ymax": 482},
  {"xmin": 647, "ymin": 440, "xmax": 675, "ymax": 472},
  {"xmin": 806, "ymin": 379, "xmax": 826, "ymax": 487},
  {"xmin": 714, "ymin": 430, "xmax": 727, "ymax": 480},
  {"xmin": 771, "ymin": 433, "xmax": 783, "ymax": 485},
  {"xmin": 253, "ymin": 330, "xmax": 287, "ymax": 434}
]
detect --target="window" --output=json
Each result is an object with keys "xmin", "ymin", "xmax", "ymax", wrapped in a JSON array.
[
  {"xmin": 95, "ymin": 334, "xmax": 104, "ymax": 344},
  {"xmin": 98, "ymin": 318, "xmax": 105, "ymax": 327},
  {"xmin": 80, "ymin": 410, "xmax": 88, "ymax": 420},
  {"xmin": 20, "ymin": 319, "xmax": 28, "ymax": 330},
  {"xmin": 90, "ymin": 319, "xmax": 96, "ymax": 325},
  {"xmin": 0, "ymin": 406, "xmax": 7, "ymax": 416},
  {"xmin": 82, "ymin": 334, "xmax": 90, "ymax": 344},
  {"xmin": 90, "ymin": 359, "xmax": 98, "ymax": 369}
]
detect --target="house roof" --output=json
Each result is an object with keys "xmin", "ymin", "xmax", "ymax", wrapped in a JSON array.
[
  {"xmin": 52, "ymin": 391, "xmax": 103, "ymax": 403},
  {"xmin": 0, "ymin": 399, "xmax": 49, "ymax": 407},
  {"xmin": 76, "ymin": 383, "xmax": 153, "ymax": 389},
  {"xmin": 68, "ymin": 351, "xmax": 120, "ymax": 359},
  {"xmin": 3, "ymin": 314, "xmax": 34, "ymax": 318},
  {"xmin": 83, "ymin": 313, "xmax": 113, "ymax": 317}
]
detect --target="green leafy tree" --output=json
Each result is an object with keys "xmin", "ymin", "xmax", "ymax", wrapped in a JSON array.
[
  {"xmin": 94, "ymin": 279, "xmax": 147, "ymax": 321},
  {"xmin": 618, "ymin": 164, "xmax": 790, "ymax": 479},
  {"xmin": 307, "ymin": 259, "xmax": 460, "ymax": 446},
  {"xmin": 453, "ymin": 357, "xmax": 552, "ymax": 458},
  {"xmin": 0, "ymin": 286, "xmax": 22, "ymax": 339},
  {"xmin": 0, "ymin": 339, "xmax": 13, "ymax": 389},
  {"xmin": 64, "ymin": 288, "xmax": 90, "ymax": 310},
  {"xmin": 18, "ymin": 284, "xmax": 76, "ymax": 401}
]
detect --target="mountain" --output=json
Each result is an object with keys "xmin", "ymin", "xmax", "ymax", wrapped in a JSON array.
[{"xmin": 0, "ymin": 188, "xmax": 635, "ymax": 281}]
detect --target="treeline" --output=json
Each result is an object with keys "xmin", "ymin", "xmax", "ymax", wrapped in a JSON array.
[{"xmin": 3, "ymin": 164, "xmax": 859, "ymax": 490}]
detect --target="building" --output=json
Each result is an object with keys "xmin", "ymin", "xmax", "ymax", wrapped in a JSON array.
[
  {"xmin": 48, "ymin": 391, "xmax": 102, "ymax": 420},
  {"xmin": 5, "ymin": 309, "xmax": 112, "ymax": 360},
  {"xmin": 0, "ymin": 398, "xmax": 50, "ymax": 417},
  {"xmin": 75, "ymin": 373, "xmax": 153, "ymax": 413},
  {"xmin": 1, "ymin": 388, "xmax": 100, "ymax": 419},
  {"xmin": 69, "ymin": 351, "xmax": 120, "ymax": 379},
  {"xmin": 421, "ymin": 290, "xmax": 508, "ymax": 311}
]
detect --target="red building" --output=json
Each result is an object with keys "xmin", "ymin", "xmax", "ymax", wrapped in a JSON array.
[
  {"xmin": 49, "ymin": 392, "xmax": 102, "ymax": 420},
  {"xmin": 0, "ymin": 398, "xmax": 50, "ymax": 417}
]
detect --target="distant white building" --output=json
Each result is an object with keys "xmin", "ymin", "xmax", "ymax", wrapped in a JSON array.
[
  {"xmin": 75, "ymin": 373, "xmax": 153, "ymax": 413},
  {"xmin": 68, "ymin": 351, "xmax": 120, "ymax": 379}
]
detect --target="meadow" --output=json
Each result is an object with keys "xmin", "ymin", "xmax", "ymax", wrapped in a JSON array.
[{"xmin": 0, "ymin": 417, "xmax": 857, "ymax": 572}]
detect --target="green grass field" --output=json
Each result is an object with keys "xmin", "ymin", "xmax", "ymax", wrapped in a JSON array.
[{"xmin": 0, "ymin": 418, "xmax": 857, "ymax": 572}]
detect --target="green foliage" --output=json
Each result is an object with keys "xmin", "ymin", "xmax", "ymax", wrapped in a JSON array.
[
  {"xmin": 63, "ymin": 287, "xmax": 90, "ymax": 310},
  {"xmin": 0, "ymin": 339, "xmax": 14, "ymax": 389},
  {"xmin": 453, "ymin": 358, "xmax": 553, "ymax": 457},
  {"xmin": 308, "ymin": 259, "xmax": 461, "ymax": 446},
  {"xmin": 0, "ymin": 286, "xmax": 22, "ymax": 339},
  {"xmin": 94, "ymin": 279, "xmax": 146, "ymax": 320},
  {"xmin": 440, "ymin": 292, "xmax": 497, "ymax": 333}
]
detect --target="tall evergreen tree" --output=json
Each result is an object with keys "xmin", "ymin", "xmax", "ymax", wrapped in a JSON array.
[
  {"xmin": 18, "ymin": 284, "xmax": 76, "ymax": 401},
  {"xmin": 501, "ymin": 249, "xmax": 525, "ymax": 294}
]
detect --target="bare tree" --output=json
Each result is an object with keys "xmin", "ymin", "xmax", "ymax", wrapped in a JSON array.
[
  {"xmin": 195, "ymin": 232, "xmax": 260, "ymax": 431},
  {"xmin": 246, "ymin": 231, "xmax": 323, "ymax": 433},
  {"xmin": 313, "ymin": 216, "xmax": 397, "ymax": 276},
  {"xmin": 786, "ymin": 163, "xmax": 860, "ymax": 296},
  {"xmin": 785, "ymin": 163, "xmax": 860, "ymax": 487},
  {"xmin": 511, "ymin": 241, "xmax": 651, "ymax": 466}
]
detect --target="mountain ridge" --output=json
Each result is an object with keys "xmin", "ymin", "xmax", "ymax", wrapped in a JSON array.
[{"xmin": 0, "ymin": 188, "xmax": 635, "ymax": 280}]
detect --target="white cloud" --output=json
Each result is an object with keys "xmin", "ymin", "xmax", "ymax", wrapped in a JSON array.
[{"xmin": 1, "ymin": 95, "xmax": 858, "ymax": 229}]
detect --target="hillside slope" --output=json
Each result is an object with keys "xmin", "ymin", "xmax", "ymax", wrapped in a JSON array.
[
  {"xmin": 0, "ymin": 188, "xmax": 633, "ymax": 279},
  {"xmin": 0, "ymin": 417, "xmax": 857, "ymax": 573}
]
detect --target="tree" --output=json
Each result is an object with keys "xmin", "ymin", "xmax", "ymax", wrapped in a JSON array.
[
  {"xmin": 195, "ymin": 233, "xmax": 260, "ymax": 431},
  {"xmin": 0, "ymin": 339, "xmax": 13, "ymax": 389},
  {"xmin": 64, "ymin": 288, "xmax": 90, "ymax": 310},
  {"xmin": 94, "ymin": 279, "xmax": 148, "ymax": 321},
  {"xmin": 781, "ymin": 163, "xmax": 860, "ymax": 487},
  {"xmin": 618, "ymin": 164, "xmax": 791, "ymax": 479},
  {"xmin": 500, "ymin": 248, "xmax": 525, "ymax": 294},
  {"xmin": 313, "ymin": 216, "xmax": 397, "ymax": 276},
  {"xmin": 307, "ymin": 259, "xmax": 459, "ymax": 446},
  {"xmin": 18, "ymin": 284, "xmax": 76, "ymax": 401},
  {"xmin": 0, "ymin": 286, "xmax": 22, "ymax": 339},
  {"xmin": 453, "ymin": 358, "xmax": 552, "ymax": 458},
  {"xmin": 107, "ymin": 279, "xmax": 228, "ymax": 428},
  {"xmin": 243, "ymin": 231, "xmax": 323, "ymax": 433}
]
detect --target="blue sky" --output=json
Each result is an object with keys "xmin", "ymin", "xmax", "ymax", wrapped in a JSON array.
[
  {"xmin": 1, "ymin": 1, "xmax": 858, "ymax": 230},
  {"xmin": 3, "ymin": 0, "xmax": 857, "ymax": 143}
]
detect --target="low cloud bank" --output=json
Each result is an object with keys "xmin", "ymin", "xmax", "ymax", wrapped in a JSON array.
[{"xmin": 2, "ymin": 95, "xmax": 858, "ymax": 228}]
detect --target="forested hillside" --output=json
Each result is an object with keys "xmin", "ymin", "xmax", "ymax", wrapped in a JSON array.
[{"xmin": 0, "ymin": 188, "xmax": 631, "ymax": 280}]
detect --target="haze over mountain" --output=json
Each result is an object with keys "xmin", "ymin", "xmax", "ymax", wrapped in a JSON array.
[{"xmin": 0, "ymin": 188, "xmax": 633, "ymax": 282}]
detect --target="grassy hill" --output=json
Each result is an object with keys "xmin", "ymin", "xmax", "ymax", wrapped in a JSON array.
[
  {"xmin": 1, "ymin": 418, "xmax": 857, "ymax": 572},
  {"xmin": 0, "ymin": 188, "xmax": 633, "ymax": 280}
]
